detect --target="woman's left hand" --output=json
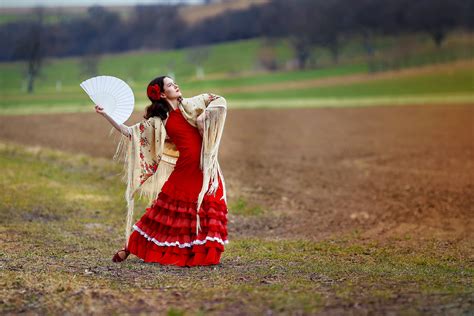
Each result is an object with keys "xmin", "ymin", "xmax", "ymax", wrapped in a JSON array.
[{"xmin": 197, "ymin": 111, "xmax": 207, "ymax": 136}]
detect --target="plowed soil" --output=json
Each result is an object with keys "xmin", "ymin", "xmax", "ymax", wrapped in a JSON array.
[{"xmin": 0, "ymin": 104, "xmax": 472, "ymax": 243}]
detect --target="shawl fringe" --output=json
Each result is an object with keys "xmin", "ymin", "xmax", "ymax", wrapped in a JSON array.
[
  {"xmin": 113, "ymin": 132, "xmax": 138, "ymax": 246},
  {"xmin": 196, "ymin": 106, "xmax": 227, "ymax": 210},
  {"xmin": 113, "ymin": 128, "xmax": 178, "ymax": 247}
]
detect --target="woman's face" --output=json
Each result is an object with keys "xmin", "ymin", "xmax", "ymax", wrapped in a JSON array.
[{"xmin": 162, "ymin": 77, "xmax": 182, "ymax": 100}]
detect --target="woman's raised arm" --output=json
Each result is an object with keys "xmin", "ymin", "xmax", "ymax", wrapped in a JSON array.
[
  {"xmin": 203, "ymin": 93, "xmax": 226, "ymax": 108},
  {"xmin": 95, "ymin": 105, "xmax": 131, "ymax": 139},
  {"xmin": 196, "ymin": 93, "xmax": 226, "ymax": 136}
]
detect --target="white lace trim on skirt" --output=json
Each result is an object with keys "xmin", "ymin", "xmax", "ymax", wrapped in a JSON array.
[{"xmin": 132, "ymin": 224, "xmax": 229, "ymax": 248}]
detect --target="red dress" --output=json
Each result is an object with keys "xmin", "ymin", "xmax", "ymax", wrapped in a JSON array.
[{"xmin": 127, "ymin": 107, "xmax": 228, "ymax": 267}]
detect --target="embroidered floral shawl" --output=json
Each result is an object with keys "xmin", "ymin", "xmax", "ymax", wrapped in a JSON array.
[{"xmin": 113, "ymin": 93, "xmax": 227, "ymax": 246}]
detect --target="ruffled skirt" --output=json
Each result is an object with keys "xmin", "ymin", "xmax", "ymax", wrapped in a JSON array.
[{"xmin": 127, "ymin": 180, "xmax": 228, "ymax": 267}]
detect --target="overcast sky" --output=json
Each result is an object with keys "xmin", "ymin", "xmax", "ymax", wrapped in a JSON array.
[{"xmin": 1, "ymin": 0, "xmax": 204, "ymax": 7}]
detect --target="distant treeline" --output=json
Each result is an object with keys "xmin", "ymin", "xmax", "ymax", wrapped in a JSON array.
[{"xmin": 1, "ymin": 0, "xmax": 472, "ymax": 63}]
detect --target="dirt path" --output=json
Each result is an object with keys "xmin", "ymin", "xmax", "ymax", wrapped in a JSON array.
[{"xmin": 0, "ymin": 104, "xmax": 472, "ymax": 243}]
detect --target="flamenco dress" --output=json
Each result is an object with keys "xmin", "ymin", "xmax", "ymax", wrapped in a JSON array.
[{"xmin": 127, "ymin": 107, "xmax": 229, "ymax": 266}]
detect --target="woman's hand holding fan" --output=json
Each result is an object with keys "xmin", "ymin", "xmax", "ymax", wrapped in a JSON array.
[
  {"xmin": 95, "ymin": 104, "xmax": 106, "ymax": 116},
  {"xmin": 80, "ymin": 75, "xmax": 135, "ymax": 125}
]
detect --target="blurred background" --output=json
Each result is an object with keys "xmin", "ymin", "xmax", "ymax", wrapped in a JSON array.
[
  {"xmin": 0, "ymin": 0, "xmax": 472, "ymax": 112},
  {"xmin": 1, "ymin": 1, "xmax": 473, "ymax": 314}
]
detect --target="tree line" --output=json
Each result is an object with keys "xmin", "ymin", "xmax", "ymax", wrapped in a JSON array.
[
  {"xmin": 1, "ymin": 0, "xmax": 472, "ymax": 92},
  {"xmin": 2, "ymin": 0, "xmax": 471, "ymax": 62}
]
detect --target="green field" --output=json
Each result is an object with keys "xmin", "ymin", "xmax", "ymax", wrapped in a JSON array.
[
  {"xmin": 1, "ymin": 33, "xmax": 473, "ymax": 115},
  {"xmin": 225, "ymin": 69, "xmax": 474, "ymax": 100},
  {"xmin": 1, "ymin": 65, "xmax": 472, "ymax": 114},
  {"xmin": 1, "ymin": 142, "xmax": 472, "ymax": 314}
]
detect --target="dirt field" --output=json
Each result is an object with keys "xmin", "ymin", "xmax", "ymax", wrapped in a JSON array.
[{"xmin": 1, "ymin": 104, "xmax": 472, "ymax": 245}]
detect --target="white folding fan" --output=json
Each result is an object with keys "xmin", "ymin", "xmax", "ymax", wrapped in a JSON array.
[{"xmin": 80, "ymin": 75, "xmax": 135, "ymax": 124}]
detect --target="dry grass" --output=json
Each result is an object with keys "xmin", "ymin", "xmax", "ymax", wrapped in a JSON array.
[{"xmin": 1, "ymin": 142, "xmax": 473, "ymax": 315}]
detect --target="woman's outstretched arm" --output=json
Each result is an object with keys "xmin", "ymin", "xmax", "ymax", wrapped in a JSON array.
[{"xmin": 95, "ymin": 105, "xmax": 131, "ymax": 139}]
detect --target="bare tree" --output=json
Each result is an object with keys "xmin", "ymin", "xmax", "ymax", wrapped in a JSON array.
[
  {"xmin": 14, "ymin": 7, "xmax": 46, "ymax": 93},
  {"xmin": 186, "ymin": 45, "xmax": 210, "ymax": 80},
  {"xmin": 258, "ymin": 38, "xmax": 279, "ymax": 71},
  {"xmin": 130, "ymin": 4, "xmax": 184, "ymax": 50},
  {"xmin": 79, "ymin": 53, "xmax": 101, "ymax": 78},
  {"xmin": 262, "ymin": 0, "xmax": 318, "ymax": 70},
  {"xmin": 406, "ymin": 0, "xmax": 464, "ymax": 48},
  {"xmin": 289, "ymin": 36, "xmax": 313, "ymax": 70}
]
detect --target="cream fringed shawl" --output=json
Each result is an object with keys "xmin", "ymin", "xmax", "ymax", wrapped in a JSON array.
[{"xmin": 113, "ymin": 93, "xmax": 227, "ymax": 247}]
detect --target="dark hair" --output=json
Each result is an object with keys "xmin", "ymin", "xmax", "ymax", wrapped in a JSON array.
[{"xmin": 144, "ymin": 76, "xmax": 173, "ymax": 120}]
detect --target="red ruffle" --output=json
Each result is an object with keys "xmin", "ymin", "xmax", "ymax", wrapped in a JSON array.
[{"xmin": 127, "ymin": 185, "xmax": 228, "ymax": 267}]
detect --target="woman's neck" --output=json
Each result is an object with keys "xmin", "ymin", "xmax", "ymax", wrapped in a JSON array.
[{"xmin": 168, "ymin": 96, "xmax": 183, "ymax": 111}]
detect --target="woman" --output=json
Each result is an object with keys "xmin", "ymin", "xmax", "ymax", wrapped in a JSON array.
[{"xmin": 95, "ymin": 76, "xmax": 228, "ymax": 267}]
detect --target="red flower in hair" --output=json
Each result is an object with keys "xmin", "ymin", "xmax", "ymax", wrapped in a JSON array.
[{"xmin": 147, "ymin": 84, "xmax": 161, "ymax": 101}]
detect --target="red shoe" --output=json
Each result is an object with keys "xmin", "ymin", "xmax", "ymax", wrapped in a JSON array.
[{"xmin": 112, "ymin": 247, "xmax": 130, "ymax": 263}]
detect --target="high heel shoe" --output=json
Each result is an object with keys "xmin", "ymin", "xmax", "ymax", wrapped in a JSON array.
[{"xmin": 112, "ymin": 247, "xmax": 130, "ymax": 263}]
